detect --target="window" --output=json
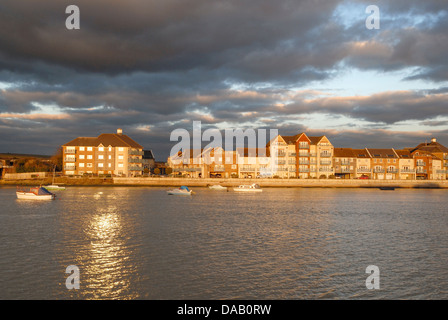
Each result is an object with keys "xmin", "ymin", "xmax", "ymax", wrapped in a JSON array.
[
  {"xmin": 79, "ymin": 163, "xmax": 85, "ymax": 168},
  {"xmin": 79, "ymin": 147, "xmax": 85, "ymax": 151},
  {"xmin": 108, "ymin": 155, "xmax": 112, "ymax": 160},
  {"xmin": 79, "ymin": 155, "xmax": 85, "ymax": 159},
  {"xmin": 118, "ymin": 155, "xmax": 124, "ymax": 160},
  {"xmin": 99, "ymin": 147, "xmax": 104, "ymax": 152},
  {"xmin": 87, "ymin": 147, "xmax": 93, "ymax": 151},
  {"xmin": 118, "ymin": 147, "xmax": 124, "ymax": 152},
  {"xmin": 87, "ymin": 155, "xmax": 93, "ymax": 160},
  {"xmin": 109, "ymin": 147, "xmax": 112, "ymax": 152},
  {"xmin": 98, "ymin": 163, "xmax": 104, "ymax": 167},
  {"xmin": 231, "ymin": 165, "xmax": 237, "ymax": 169},
  {"xmin": 118, "ymin": 163, "xmax": 124, "ymax": 168},
  {"xmin": 87, "ymin": 163, "xmax": 93, "ymax": 168},
  {"xmin": 108, "ymin": 163, "xmax": 112, "ymax": 168},
  {"xmin": 98, "ymin": 155, "xmax": 104, "ymax": 160}
]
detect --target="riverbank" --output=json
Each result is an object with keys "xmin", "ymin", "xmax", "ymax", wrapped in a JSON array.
[{"xmin": 2, "ymin": 177, "xmax": 448, "ymax": 188}]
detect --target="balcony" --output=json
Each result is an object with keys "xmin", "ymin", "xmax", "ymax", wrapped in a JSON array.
[
  {"xmin": 289, "ymin": 153, "xmax": 296, "ymax": 157},
  {"xmin": 309, "ymin": 153, "xmax": 317, "ymax": 157},
  {"xmin": 340, "ymin": 168, "xmax": 351, "ymax": 173},
  {"xmin": 387, "ymin": 168, "xmax": 399, "ymax": 173},
  {"xmin": 65, "ymin": 149, "xmax": 76, "ymax": 154},
  {"xmin": 319, "ymin": 168, "xmax": 333, "ymax": 172},
  {"xmin": 416, "ymin": 169, "xmax": 427, "ymax": 174},
  {"xmin": 299, "ymin": 160, "xmax": 309, "ymax": 165},
  {"xmin": 400, "ymin": 169, "xmax": 415, "ymax": 173},
  {"xmin": 320, "ymin": 160, "xmax": 331, "ymax": 165},
  {"xmin": 64, "ymin": 166, "xmax": 76, "ymax": 170},
  {"xmin": 299, "ymin": 153, "xmax": 310, "ymax": 157},
  {"xmin": 299, "ymin": 168, "xmax": 310, "ymax": 173},
  {"xmin": 129, "ymin": 150, "xmax": 144, "ymax": 156},
  {"xmin": 128, "ymin": 158, "xmax": 144, "ymax": 163},
  {"xmin": 288, "ymin": 161, "xmax": 296, "ymax": 165},
  {"xmin": 240, "ymin": 167, "xmax": 255, "ymax": 172},
  {"xmin": 436, "ymin": 169, "xmax": 447, "ymax": 174},
  {"xmin": 320, "ymin": 153, "xmax": 331, "ymax": 157},
  {"xmin": 213, "ymin": 167, "xmax": 225, "ymax": 172},
  {"xmin": 299, "ymin": 144, "xmax": 309, "ymax": 149},
  {"xmin": 275, "ymin": 160, "xmax": 286, "ymax": 165},
  {"xmin": 65, "ymin": 157, "xmax": 76, "ymax": 162},
  {"xmin": 416, "ymin": 162, "xmax": 426, "ymax": 166},
  {"xmin": 340, "ymin": 161, "xmax": 351, "ymax": 166},
  {"xmin": 128, "ymin": 165, "xmax": 143, "ymax": 171},
  {"xmin": 174, "ymin": 167, "xmax": 202, "ymax": 172},
  {"xmin": 277, "ymin": 152, "xmax": 286, "ymax": 157},
  {"xmin": 357, "ymin": 168, "xmax": 371, "ymax": 173},
  {"xmin": 373, "ymin": 168, "xmax": 385, "ymax": 173}
]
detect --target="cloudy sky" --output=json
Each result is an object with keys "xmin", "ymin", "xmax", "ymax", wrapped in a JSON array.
[{"xmin": 1, "ymin": 0, "xmax": 447, "ymax": 160}]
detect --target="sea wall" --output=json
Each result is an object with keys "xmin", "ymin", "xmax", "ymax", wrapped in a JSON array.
[
  {"xmin": 2, "ymin": 176, "xmax": 447, "ymax": 188},
  {"xmin": 113, "ymin": 177, "xmax": 448, "ymax": 189},
  {"xmin": 3, "ymin": 172, "xmax": 49, "ymax": 180}
]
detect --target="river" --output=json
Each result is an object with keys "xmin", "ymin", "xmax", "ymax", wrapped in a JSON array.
[{"xmin": 0, "ymin": 186, "xmax": 447, "ymax": 299}]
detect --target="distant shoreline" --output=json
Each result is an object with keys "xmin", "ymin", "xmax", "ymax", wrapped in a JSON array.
[{"xmin": 2, "ymin": 177, "xmax": 448, "ymax": 189}]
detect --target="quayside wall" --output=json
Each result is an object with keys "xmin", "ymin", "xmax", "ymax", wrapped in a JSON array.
[{"xmin": 113, "ymin": 177, "xmax": 448, "ymax": 189}]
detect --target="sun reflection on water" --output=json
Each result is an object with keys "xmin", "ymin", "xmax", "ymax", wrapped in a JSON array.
[{"xmin": 79, "ymin": 201, "xmax": 139, "ymax": 299}]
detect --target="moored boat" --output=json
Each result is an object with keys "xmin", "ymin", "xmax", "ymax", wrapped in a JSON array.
[
  {"xmin": 167, "ymin": 186, "xmax": 194, "ymax": 195},
  {"xmin": 209, "ymin": 185, "xmax": 227, "ymax": 190},
  {"xmin": 233, "ymin": 184, "xmax": 262, "ymax": 192},
  {"xmin": 16, "ymin": 186, "xmax": 56, "ymax": 200},
  {"xmin": 43, "ymin": 166, "xmax": 66, "ymax": 191},
  {"xmin": 43, "ymin": 185, "xmax": 66, "ymax": 191}
]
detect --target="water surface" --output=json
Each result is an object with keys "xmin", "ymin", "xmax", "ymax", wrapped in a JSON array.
[{"xmin": 0, "ymin": 186, "xmax": 447, "ymax": 299}]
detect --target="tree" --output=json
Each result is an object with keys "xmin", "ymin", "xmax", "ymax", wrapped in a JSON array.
[
  {"xmin": 165, "ymin": 167, "xmax": 173, "ymax": 175},
  {"xmin": 154, "ymin": 168, "xmax": 161, "ymax": 175},
  {"xmin": 50, "ymin": 147, "xmax": 63, "ymax": 171}
]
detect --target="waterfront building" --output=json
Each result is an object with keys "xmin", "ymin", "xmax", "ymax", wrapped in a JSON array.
[
  {"xmin": 411, "ymin": 138, "xmax": 448, "ymax": 179},
  {"xmin": 237, "ymin": 147, "xmax": 270, "ymax": 178},
  {"xmin": 333, "ymin": 148, "xmax": 357, "ymax": 179},
  {"xmin": 411, "ymin": 149, "xmax": 443, "ymax": 180},
  {"xmin": 366, "ymin": 148, "xmax": 400, "ymax": 180},
  {"xmin": 394, "ymin": 149, "xmax": 416, "ymax": 180},
  {"xmin": 309, "ymin": 135, "xmax": 334, "ymax": 179},
  {"xmin": 62, "ymin": 128, "xmax": 145, "ymax": 177},
  {"xmin": 353, "ymin": 148, "xmax": 372, "ymax": 179}
]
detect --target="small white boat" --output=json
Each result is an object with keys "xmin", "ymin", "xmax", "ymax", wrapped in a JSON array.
[
  {"xmin": 167, "ymin": 186, "xmax": 194, "ymax": 195},
  {"xmin": 43, "ymin": 185, "xmax": 66, "ymax": 191},
  {"xmin": 43, "ymin": 166, "xmax": 66, "ymax": 191},
  {"xmin": 16, "ymin": 187, "xmax": 56, "ymax": 200},
  {"xmin": 233, "ymin": 184, "xmax": 263, "ymax": 192},
  {"xmin": 209, "ymin": 185, "xmax": 227, "ymax": 190}
]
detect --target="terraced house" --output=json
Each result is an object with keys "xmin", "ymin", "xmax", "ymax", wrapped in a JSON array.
[
  {"xmin": 62, "ymin": 129, "xmax": 148, "ymax": 177},
  {"xmin": 166, "ymin": 133, "xmax": 448, "ymax": 180}
]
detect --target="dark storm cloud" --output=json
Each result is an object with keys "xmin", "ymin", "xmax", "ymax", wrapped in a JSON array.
[{"xmin": 1, "ymin": 0, "xmax": 448, "ymax": 158}]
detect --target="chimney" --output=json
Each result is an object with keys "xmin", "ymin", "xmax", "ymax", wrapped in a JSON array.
[
  {"xmin": 431, "ymin": 138, "xmax": 437, "ymax": 143},
  {"xmin": 117, "ymin": 128, "xmax": 123, "ymax": 135}
]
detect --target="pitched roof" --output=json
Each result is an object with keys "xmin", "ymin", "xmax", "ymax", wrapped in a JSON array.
[
  {"xmin": 63, "ymin": 137, "xmax": 98, "ymax": 147},
  {"xmin": 394, "ymin": 149, "xmax": 413, "ymax": 159},
  {"xmin": 333, "ymin": 148, "xmax": 356, "ymax": 158},
  {"xmin": 413, "ymin": 140, "xmax": 448, "ymax": 154},
  {"xmin": 308, "ymin": 136, "xmax": 326, "ymax": 145},
  {"xmin": 352, "ymin": 148, "xmax": 371, "ymax": 158},
  {"xmin": 366, "ymin": 148, "xmax": 398, "ymax": 158},
  {"xmin": 63, "ymin": 132, "xmax": 142, "ymax": 149}
]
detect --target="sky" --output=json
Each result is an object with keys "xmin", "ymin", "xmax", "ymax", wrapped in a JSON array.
[{"xmin": 0, "ymin": 0, "xmax": 447, "ymax": 160}]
